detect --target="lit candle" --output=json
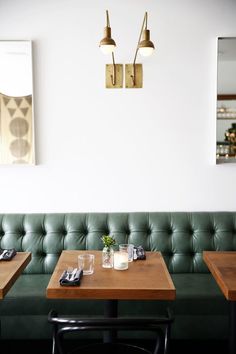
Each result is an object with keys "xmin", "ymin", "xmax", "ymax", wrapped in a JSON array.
[{"xmin": 114, "ymin": 251, "xmax": 128, "ymax": 270}]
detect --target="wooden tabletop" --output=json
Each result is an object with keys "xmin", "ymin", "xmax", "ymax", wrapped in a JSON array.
[
  {"xmin": 47, "ymin": 250, "xmax": 176, "ymax": 300},
  {"xmin": 203, "ymin": 251, "xmax": 236, "ymax": 301},
  {"xmin": 0, "ymin": 252, "xmax": 31, "ymax": 299}
]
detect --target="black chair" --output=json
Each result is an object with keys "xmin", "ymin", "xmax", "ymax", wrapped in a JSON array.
[{"xmin": 48, "ymin": 309, "xmax": 174, "ymax": 354}]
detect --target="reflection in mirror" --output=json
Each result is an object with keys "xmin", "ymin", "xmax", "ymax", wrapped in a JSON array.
[
  {"xmin": 216, "ymin": 37, "xmax": 236, "ymax": 164},
  {"xmin": 0, "ymin": 41, "xmax": 35, "ymax": 165}
]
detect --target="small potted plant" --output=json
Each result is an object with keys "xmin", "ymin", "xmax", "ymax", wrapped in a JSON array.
[{"xmin": 101, "ymin": 235, "xmax": 116, "ymax": 268}]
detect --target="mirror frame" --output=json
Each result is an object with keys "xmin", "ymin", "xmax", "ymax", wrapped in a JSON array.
[
  {"xmin": 0, "ymin": 40, "xmax": 35, "ymax": 165},
  {"xmin": 216, "ymin": 37, "xmax": 236, "ymax": 164}
]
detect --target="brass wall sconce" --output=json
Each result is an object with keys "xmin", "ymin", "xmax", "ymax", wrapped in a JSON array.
[
  {"xmin": 99, "ymin": 10, "xmax": 123, "ymax": 88},
  {"xmin": 126, "ymin": 12, "xmax": 155, "ymax": 88},
  {"xmin": 99, "ymin": 10, "xmax": 155, "ymax": 89}
]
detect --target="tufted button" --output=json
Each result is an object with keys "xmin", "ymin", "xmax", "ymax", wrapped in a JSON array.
[
  {"xmin": 63, "ymin": 230, "xmax": 67, "ymax": 236},
  {"xmin": 167, "ymin": 228, "xmax": 173, "ymax": 235},
  {"xmin": 22, "ymin": 231, "xmax": 26, "ymax": 236},
  {"xmin": 167, "ymin": 252, "xmax": 173, "ymax": 257},
  {"xmin": 126, "ymin": 229, "xmax": 131, "ymax": 236},
  {"xmin": 42, "ymin": 231, "xmax": 47, "ymax": 236},
  {"xmin": 209, "ymin": 228, "xmax": 216, "ymax": 235},
  {"xmin": 82, "ymin": 228, "xmax": 89, "ymax": 236},
  {"xmin": 0, "ymin": 231, "xmax": 4, "ymax": 237}
]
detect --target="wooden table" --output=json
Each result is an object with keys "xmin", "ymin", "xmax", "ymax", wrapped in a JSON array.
[
  {"xmin": 203, "ymin": 251, "xmax": 236, "ymax": 354},
  {"xmin": 0, "ymin": 251, "xmax": 31, "ymax": 349},
  {"xmin": 47, "ymin": 250, "xmax": 176, "ymax": 301},
  {"xmin": 0, "ymin": 252, "xmax": 31, "ymax": 299},
  {"xmin": 47, "ymin": 250, "xmax": 175, "ymax": 345}
]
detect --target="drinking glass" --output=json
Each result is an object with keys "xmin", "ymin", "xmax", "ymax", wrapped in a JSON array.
[{"xmin": 78, "ymin": 254, "xmax": 95, "ymax": 275}]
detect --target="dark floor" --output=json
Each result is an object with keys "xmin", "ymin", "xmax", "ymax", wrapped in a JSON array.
[{"xmin": 0, "ymin": 339, "xmax": 228, "ymax": 354}]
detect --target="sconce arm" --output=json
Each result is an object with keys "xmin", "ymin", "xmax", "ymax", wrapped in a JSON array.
[
  {"xmin": 106, "ymin": 10, "xmax": 110, "ymax": 27},
  {"xmin": 132, "ymin": 12, "xmax": 147, "ymax": 85},
  {"xmin": 106, "ymin": 10, "xmax": 116, "ymax": 86},
  {"xmin": 111, "ymin": 52, "xmax": 116, "ymax": 86}
]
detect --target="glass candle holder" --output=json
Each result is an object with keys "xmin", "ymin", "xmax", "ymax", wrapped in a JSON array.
[{"xmin": 113, "ymin": 251, "xmax": 128, "ymax": 270}]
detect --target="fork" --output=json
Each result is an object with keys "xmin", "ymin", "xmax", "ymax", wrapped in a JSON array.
[
  {"xmin": 70, "ymin": 268, "xmax": 78, "ymax": 280},
  {"xmin": 65, "ymin": 267, "xmax": 73, "ymax": 280}
]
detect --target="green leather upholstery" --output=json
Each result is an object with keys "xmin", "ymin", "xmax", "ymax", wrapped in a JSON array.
[
  {"xmin": 1, "ymin": 212, "xmax": 236, "ymax": 274},
  {"xmin": 0, "ymin": 212, "xmax": 233, "ymax": 340}
]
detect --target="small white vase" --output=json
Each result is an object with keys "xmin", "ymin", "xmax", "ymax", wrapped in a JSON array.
[{"xmin": 102, "ymin": 246, "xmax": 114, "ymax": 268}]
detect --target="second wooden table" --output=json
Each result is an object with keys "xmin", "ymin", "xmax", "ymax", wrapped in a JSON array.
[{"xmin": 203, "ymin": 251, "xmax": 236, "ymax": 354}]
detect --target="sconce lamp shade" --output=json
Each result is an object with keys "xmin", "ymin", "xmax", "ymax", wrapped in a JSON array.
[
  {"xmin": 138, "ymin": 29, "xmax": 155, "ymax": 57},
  {"xmin": 99, "ymin": 26, "xmax": 116, "ymax": 54}
]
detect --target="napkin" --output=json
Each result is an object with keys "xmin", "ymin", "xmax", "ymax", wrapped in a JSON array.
[
  {"xmin": 0, "ymin": 248, "xmax": 17, "ymax": 261},
  {"xmin": 59, "ymin": 268, "xmax": 83, "ymax": 286},
  {"xmin": 133, "ymin": 246, "xmax": 146, "ymax": 260}
]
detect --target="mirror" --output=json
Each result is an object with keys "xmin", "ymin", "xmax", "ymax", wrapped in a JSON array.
[
  {"xmin": 216, "ymin": 37, "xmax": 236, "ymax": 164},
  {"xmin": 0, "ymin": 40, "xmax": 35, "ymax": 165}
]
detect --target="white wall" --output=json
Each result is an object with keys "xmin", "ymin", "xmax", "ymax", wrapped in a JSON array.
[{"xmin": 0, "ymin": 0, "xmax": 236, "ymax": 213}]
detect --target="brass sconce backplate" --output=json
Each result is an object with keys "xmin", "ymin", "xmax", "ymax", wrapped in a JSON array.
[
  {"xmin": 125, "ymin": 64, "xmax": 143, "ymax": 88},
  {"xmin": 106, "ymin": 64, "xmax": 123, "ymax": 88}
]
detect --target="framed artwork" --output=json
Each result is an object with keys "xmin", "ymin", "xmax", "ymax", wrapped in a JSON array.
[{"xmin": 0, "ymin": 40, "xmax": 35, "ymax": 165}]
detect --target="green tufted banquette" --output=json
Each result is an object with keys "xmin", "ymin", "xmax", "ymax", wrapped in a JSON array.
[{"xmin": 0, "ymin": 212, "xmax": 233, "ymax": 340}]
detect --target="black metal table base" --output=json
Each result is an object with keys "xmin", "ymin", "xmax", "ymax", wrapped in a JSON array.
[
  {"xmin": 103, "ymin": 299, "xmax": 118, "ymax": 343},
  {"xmin": 229, "ymin": 301, "xmax": 236, "ymax": 354}
]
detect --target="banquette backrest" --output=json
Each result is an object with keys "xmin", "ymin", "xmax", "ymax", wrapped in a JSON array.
[{"xmin": 0, "ymin": 212, "xmax": 236, "ymax": 274}]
